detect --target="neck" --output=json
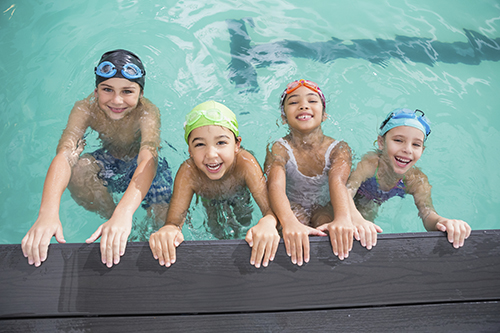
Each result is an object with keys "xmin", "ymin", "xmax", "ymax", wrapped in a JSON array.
[
  {"xmin": 288, "ymin": 126, "xmax": 325, "ymax": 148},
  {"xmin": 377, "ymin": 154, "xmax": 405, "ymax": 187}
]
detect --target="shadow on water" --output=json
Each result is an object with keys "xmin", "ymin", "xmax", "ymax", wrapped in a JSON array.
[{"xmin": 227, "ymin": 18, "xmax": 500, "ymax": 92}]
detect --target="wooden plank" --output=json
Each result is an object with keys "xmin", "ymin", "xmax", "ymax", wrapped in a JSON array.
[
  {"xmin": 0, "ymin": 230, "xmax": 499, "ymax": 318},
  {"xmin": 1, "ymin": 302, "xmax": 499, "ymax": 332}
]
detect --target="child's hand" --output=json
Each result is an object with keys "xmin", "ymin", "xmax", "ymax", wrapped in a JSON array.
[
  {"xmin": 149, "ymin": 224, "xmax": 184, "ymax": 267},
  {"xmin": 282, "ymin": 221, "xmax": 327, "ymax": 266},
  {"xmin": 316, "ymin": 218, "xmax": 355, "ymax": 260},
  {"xmin": 21, "ymin": 217, "xmax": 66, "ymax": 267},
  {"xmin": 352, "ymin": 217, "xmax": 383, "ymax": 250},
  {"xmin": 435, "ymin": 219, "xmax": 471, "ymax": 248},
  {"xmin": 86, "ymin": 214, "xmax": 132, "ymax": 268},
  {"xmin": 245, "ymin": 215, "xmax": 280, "ymax": 268}
]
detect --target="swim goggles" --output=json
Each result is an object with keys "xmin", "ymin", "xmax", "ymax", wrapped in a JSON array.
[
  {"xmin": 184, "ymin": 107, "xmax": 239, "ymax": 141},
  {"xmin": 280, "ymin": 79, "xmax": 326, "ymax": 113},
  {"xmin": 379, "ymin": 108, "xmax": 432, "ymax": 139},
  {"xmin": 95, "ymin": 61, "xmax": 144, "ymax": 80}
]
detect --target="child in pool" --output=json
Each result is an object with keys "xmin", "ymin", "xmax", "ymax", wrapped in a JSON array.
[
  {"xmin": 264, "ymin": 79, "xmax": 356, "ymax": 266},
  {"xmin": 149, "ymin": 100, "xmax": 280, "ymax": 268},
  {"xmin": 22, "ymin": 49, "xmax": 172, "ymax": 268},
  {"xmin": 347, "ymin": 108, "xmax": 471, "ymax": 248}
]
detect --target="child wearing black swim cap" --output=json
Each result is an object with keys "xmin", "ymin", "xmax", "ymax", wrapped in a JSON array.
[{"xmin": 22, "ymin": 50, "xmax": 172, "ymax": 268}]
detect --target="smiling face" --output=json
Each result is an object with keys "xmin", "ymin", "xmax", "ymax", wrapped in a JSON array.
[
  {"xmin": 282, "ymin": 86, "xmax": 326, "ymax": 132},
  {"xmin": 188, "ymin": 125, "xmax": 241, "ymax": 180},
  {"xmin": 94, "ymin": 77, "xmax": 142, "ymax": 120},
  {"xmin": 378, "ymin": 126, "xmax": 425, "ymax": 174}
]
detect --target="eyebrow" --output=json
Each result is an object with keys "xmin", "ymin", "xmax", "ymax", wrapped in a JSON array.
[
  {"xmin": 288, "ymin": 92, "xmax": 319, "ymax": 99},
  {"xmin": 100, "ymin": 83, "xmax": 137, "ymax": 90}
]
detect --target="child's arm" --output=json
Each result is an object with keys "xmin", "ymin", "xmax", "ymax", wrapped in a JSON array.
[
  {"xmin": 85, "ymin": 100, "xmax": 161, "ymax": 267},
  {"xmin": 239, "ymin": 150, "xmax": 280, "ymax": 268},
  {"xmin": 21, "ymin": 101, "xmax": 88, "ymax": 267},
  {"xmin": 407, "ymin": 169, "xmax": 471, "ymax": 248},
  {"xmin": 149, "ymin": 161, "xmax": 195, "ymax": 267},
  {"xmin": 86, "ymin": 148, "xmax": 157, "ymax": 267},
  {"xmin": 346, "ymin": 153, "xmax": 383, "ymax": 249},
  {"xmin": 317, "ymin": 141, "xmax": 356, "ymax": 260},
  {"xmin": 265, "ymin": 143, "xmax": 326, "ymax": 266}
]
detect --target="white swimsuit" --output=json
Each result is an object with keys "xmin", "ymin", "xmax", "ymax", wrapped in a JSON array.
[{"xmin": 278, "ymin": 138, "xmax": 339, "ymax": 210}]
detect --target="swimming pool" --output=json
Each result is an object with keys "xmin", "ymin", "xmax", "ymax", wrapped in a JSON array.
[{"xmin": 1, "ymin": 0, "xmax": 499, "ymax": 245}]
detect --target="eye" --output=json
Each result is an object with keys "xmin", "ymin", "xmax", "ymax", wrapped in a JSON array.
[
  {"xmin": 413, "ymin": 143, "xmax": 422, "ymax": 148},
  {"xmin": 103, "ymin": 87, "xmax": 113, "ymax": 92},
  {"xmin": 194, "ymin": 142, "xmax": 205, "ymax": 148},
  {"xmin": 123, "ymin": 90, "xmax": 133, "ymax": 94},
  {"xmin": 217, "ymin": 140, "xmax": 228, "ymax": 146}
]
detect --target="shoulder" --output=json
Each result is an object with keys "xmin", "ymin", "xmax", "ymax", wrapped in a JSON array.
[
  {"xmin": 329, "ymin": 140, "xmax": 352, "ymax": 161},
  {"xmin": 347, "ymin": 151, "xmax": 379, "ymax": 188},
  {"xmin": 264, "ymin": 138, "xmax": 290, "ymax": 171},
  {"xmin": 236, "ymin": 148, "xmax": 261, "ymax": 171},
  {"xmin": 404, "ymin": 167, "xmax": 432, "ymax": 193}
]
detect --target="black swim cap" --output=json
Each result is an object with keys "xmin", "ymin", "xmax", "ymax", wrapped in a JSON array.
[{"xmin": 95, "ymin": 49, "xmax": 146, "ymax": 90}]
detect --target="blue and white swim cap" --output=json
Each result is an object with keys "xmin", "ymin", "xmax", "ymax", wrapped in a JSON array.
[{"xmin": 379, "ymin": 108, "xmax": 431, "ymax": 140}]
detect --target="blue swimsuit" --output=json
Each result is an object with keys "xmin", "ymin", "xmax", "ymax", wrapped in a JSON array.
[
  {"xmin": 356, "ymin": 166, "xmax": 406, "ymax": 205},
  {"xmin": 91, "ymin": 149, "xmax": 172, "ymax": 209}
]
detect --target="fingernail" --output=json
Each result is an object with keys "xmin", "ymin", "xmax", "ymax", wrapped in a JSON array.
[
  {"xmin": 159, "ymin": 260, "xmax": 164, "ymax": 265},
  {"xmin": 263, "ymin": 262, "xmax": 268, "ymax": 267}
]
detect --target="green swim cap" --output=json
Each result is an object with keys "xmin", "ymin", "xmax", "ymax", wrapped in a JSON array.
[{"xmin": 184, "ymin": 100, "xmax": 239, "ymax": 143}]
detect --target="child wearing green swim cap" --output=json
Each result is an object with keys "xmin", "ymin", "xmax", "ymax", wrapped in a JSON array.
[
  {"xmin": 22, "ymin": 50, "xmax": 172, "ymax": 269},
  {"xmin": 149, "ymin": 100, "xmax": 279, "ymax": 269},
  {"xmin": 347, "ymin": 108, "xmax": 471, "ymax": 249}
]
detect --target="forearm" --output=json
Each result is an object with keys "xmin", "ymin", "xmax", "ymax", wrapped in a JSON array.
[
  {"xmin": 421, "ymin": 210, "xmax": 443, "ymax": 231},
  {"xmin": 113, "ymin": 153, "xmax": 156, "ymax": 218},
  {"xmin": 38, "ymin": 153, "xmax": 73, "ymax": 218},
  {"xmin": 330, "ymin": 181, "xmax": 351, "ymax": 222}
]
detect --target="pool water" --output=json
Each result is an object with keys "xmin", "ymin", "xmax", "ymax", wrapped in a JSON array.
[{"xmin": 1, "ymin": 0, "xmax": 499, "ymax": 244}]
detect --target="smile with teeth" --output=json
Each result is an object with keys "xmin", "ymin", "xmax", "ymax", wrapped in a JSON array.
[
  {"xmin": 297, "ymin": 114, "xmax": 312, "ymax": 120},
  {"xmin": 395, "ymin": 156, "xmax": 411, "ymax": 167},
  {"xmin": 206, "ymin": 163, "xmax": 222, "ymax": 173}
]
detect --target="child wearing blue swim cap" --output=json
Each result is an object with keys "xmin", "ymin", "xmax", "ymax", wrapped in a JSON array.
[
  {"xmin": 265, "ymin": 79, "xmax": 356, "ymax": 266},
  {"xmin": 149, "ymin": 100, "xmax": 279, "ymax": 269},
  {"xmin": 347, "ymin": 108, "xmax": 471, "ymax": 249},
  {"xmin": 22, "ymin": 50, "xmax": 172, "ymax": 268}
]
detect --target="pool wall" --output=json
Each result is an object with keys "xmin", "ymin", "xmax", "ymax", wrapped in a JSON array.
[{"xmin": 1, "ymin": 230, "xmax": 499, "ymax": 331}]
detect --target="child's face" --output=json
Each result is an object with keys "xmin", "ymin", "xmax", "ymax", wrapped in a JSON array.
[
  {"xmin": 378, "ymin": 126, "xmax": 425, "ymax": 174},
  {"xmin": 282, "ymin": 86, "xmax": 326, "ymax": 132},
  {"xmin": 94, "ymin": 78, "xmax": 142, "ymax": 120},
  {"xmin": 188, "ymin": 125, "xmax": 241, "ymax": 180}
]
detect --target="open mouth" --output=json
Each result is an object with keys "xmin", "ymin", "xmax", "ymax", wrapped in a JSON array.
[
  {"xmin": 206, "ymin": 163, "xmax": 222, "ymax": 173},
  {"xmin": 296, "ymin": 114, "xmax": 312, "ymax": 120},
  {"xmin": 395, "ymin": 156, "xmax": 411, "ymax": 168},
  {"xmin": 109, "ymin": 106, "xmax": 126, "ymax": 113}
]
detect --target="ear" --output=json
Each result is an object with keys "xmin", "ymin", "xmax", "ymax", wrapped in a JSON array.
[
  {"xmin": 235, "ymin": 136, "xmax": 242, "ymax": 152},
  {"xmin": 377, "ymin": 135, "xmax": 384, "ymax": 150},
  {"xmin": 281, "ymin": 114, "xmax": 287, "ymax": 125},
  {"xmin": 94, "ymin": 87, "xmax": 98, "ymax": 98},
  {"xmin": 322, "ymin": 112, "xmax": 328, "ymax": 122}
]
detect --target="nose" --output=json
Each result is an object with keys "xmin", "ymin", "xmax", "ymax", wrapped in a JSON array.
[
  {"xmin": 206, "ymin": 145, "xmax": 218, "ymax": 159},
  {"xmin": 402, "ymin": 141, "xmax": 412, "ymax": 153},
  {"xmin": 112, "ymin": 92, "xmax": 123, "ymax": 104},
  {"xmin": 299, "ymin": 99, "xmax": 309, "ymax": 110}
]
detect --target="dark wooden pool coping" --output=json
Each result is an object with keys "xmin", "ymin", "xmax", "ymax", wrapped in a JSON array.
[{"xmin": 1, "ymin": 230, "xmax": 499, "ymax": 331}]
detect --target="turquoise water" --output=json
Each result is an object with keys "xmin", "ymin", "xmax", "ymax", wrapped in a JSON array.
[{"xmin": 1, "ymin": 0, "xmax": 499, "ymax": 244}]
